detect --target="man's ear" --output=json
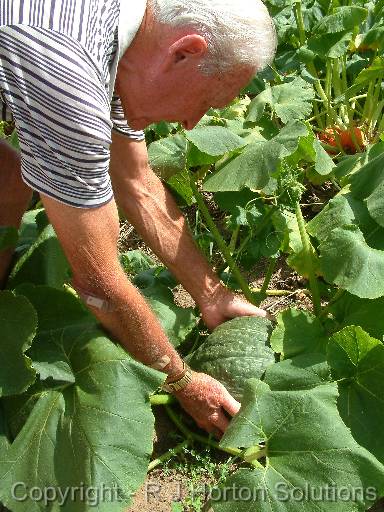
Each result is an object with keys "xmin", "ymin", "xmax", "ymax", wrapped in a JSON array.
[{"xmin": 162, "ymin": 34, "xmax": 208, "ymax": 70}]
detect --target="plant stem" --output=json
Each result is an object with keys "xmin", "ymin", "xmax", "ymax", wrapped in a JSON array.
[
  {"xmin": 293, "ymin": 1, "xmax": 306, "ymax": 45},
  {"xmin": 251, "ymin": 287, "xmax": 309, "ymax": 296},
  {"xmin": 259, "ymin": 258, "xmax": 278, "ymax": 296},
  {"xmin": 165, "ymin": 406, "xmax": 245, "ymax": 459},
  {"xmin": 229, "ymin": 225, "xmax": 240, "ymax": 254},
  {"xmin": 319, "ymin": 288, "xmax": 345, "ymax": 319},
  {"xmin": 150, "ymin": 394, "xmax": 176, "ymax": 406},
  {"xmin": 148, "ymin": 440, "xmax": 190, "ymax": 472},
  {"xmin": 295, "ymin": 202, "xmax": 321, "ymax": 315},
  {"xmin": 189, "ymin": 176, "xmax": 255, "ymax": 304}
]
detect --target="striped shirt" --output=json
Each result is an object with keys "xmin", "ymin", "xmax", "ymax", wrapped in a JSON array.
[{"xmin": 0, "ymin": 0, "xmax": 147, "ymax": 208}]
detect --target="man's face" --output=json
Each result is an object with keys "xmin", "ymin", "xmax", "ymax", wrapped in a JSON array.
[{"xmin": 117, "ymin": 64, "xmax": 254, "ymax": 131}]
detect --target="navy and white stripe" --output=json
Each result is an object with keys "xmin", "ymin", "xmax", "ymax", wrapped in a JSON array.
[{"xmin": 0, "ymin": 0, "xmax": 145, "ymax": 208}]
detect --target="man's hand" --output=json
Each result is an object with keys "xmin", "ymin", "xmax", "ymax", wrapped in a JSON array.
[
  {"xmin": 199, "ymin": 285, "xmax": 270, "ymax": 331},
  {"xmin": 174, "ymin": 372, "xmax": 240, "ymax": 438}
]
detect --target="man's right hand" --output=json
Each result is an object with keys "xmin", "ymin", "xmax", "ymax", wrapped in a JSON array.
[{"xmin": 173, "ymin": 372, "xmax": 241, "ymax": 438}]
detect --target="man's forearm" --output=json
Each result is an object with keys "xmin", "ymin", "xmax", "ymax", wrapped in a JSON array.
[
  {"xmin": 73, "ymin": 267, "xmax": 185, "ymax": 378},
  {"xmin": 110, "ymin": 136, "xmax": 222, "ymax": 308}
]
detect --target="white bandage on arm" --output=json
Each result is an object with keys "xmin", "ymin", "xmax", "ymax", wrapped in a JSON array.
[
  {"xmin": 149, "ymin": 355, "xmax": 171, "ymax": 371},
  {"xmin": 75, "ymin": 287, "xmax": 116, "ymax": 313}
]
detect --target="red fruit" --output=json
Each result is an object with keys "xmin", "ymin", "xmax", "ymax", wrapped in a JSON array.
[{"xmin": 317, "ymin": 126, "xmax": 365, "ymax": 154}]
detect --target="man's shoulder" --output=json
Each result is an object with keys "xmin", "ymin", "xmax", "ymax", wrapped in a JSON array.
[{"xmin": 0, "ymin": 0, "xmax": 119, "ymax": 49}]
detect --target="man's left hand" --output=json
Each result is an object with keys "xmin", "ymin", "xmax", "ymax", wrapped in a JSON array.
[{"xmin": 199, "ymin": 285, "xmax": 271, "ymax": 331}]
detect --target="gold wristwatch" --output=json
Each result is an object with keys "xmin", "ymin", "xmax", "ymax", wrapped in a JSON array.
[{"xmin": 162, "ymin": 361, "xmax": 193, "ymax": 393}]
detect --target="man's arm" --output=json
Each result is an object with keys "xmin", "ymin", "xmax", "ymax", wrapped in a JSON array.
[
  {"xmin": 41, "ymin": 193, "xmax": 240, "ymax": 436},
  {"xmin": 109, "ymin": 132, "xmax": 267, "ymax": 329}
]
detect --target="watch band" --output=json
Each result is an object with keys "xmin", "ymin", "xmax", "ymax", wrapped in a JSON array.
[{"xmin": 162, "ymin": 362, "xmax": 193, "ymax": 393}]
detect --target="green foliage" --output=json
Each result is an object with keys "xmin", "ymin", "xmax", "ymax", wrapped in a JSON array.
[
  {"xmin": 214, "ymin": 379, "xmax": 384, "ymax": 511},
  {"xmin": 328, "ymin": 326, "xmax": 384, "ymax": 463},
  {"xmin": 0, "ymin": 227, "xmax": 18, "ymax": 252},
  {"xmin": 246, "ymin": 77, "xmax": 315, "ymax": 124},
  {"xmin": 0, "ymin": 286, "xmax": 164, "ymax": 512},
  {"xmin": 1, "ymin": 0, "xmax": 384, "ymax": 509},
  {"xmin": 0, "ymin": 291, "xmax": 37, "ymax": 397}
]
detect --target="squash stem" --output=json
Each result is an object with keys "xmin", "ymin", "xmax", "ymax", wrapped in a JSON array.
[
  {"xmin": 260, "ymin": 258, "xmax": 277, "ymax": 295},
  {"xmin": 148, "ymin": 440, "xmax": 190, "ymax": 472},
  {"xmin": 165, "ymin": 405, "xmax": 244, "ymax": 458},
  {"xmin": 295, "ymin": 202, "xmax": 321, "ymax": 315},
  {"xmin": 150, "ymin": 394, "xmax": 176, "ymax": 406},
  {"xmin": 189, "ymin": 175, "xmax": 255, "ymax": 304}
]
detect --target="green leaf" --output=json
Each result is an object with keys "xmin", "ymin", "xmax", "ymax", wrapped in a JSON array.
[
  {"xmin": 270, "ymin": 308, "xmax": 328, "ymax": 358},
  {"xmin": 312, "ymin": 6, "xmax": 367, "ymax": 34},
  {"xmin": 186, "ymin": 317, "xmax": 275, "ymax": 400},
  {"xmin": 0, "ymin": 291, "xmax": 37, "ymax": 397},
  {"xmin": 330, "ymin": 293, "xmax": 384, "ymax": 340},
  {"xmin": 264, "ymin": 353, "xmax": 331, "ymax": 390},
  {"xmin": 15, "ymin": 208, "xmax": 47, "ymax": 256},
  {"xmin": 319, "ymin": 225, "xmax": 384, "ymax": 299},
  {"xmin": 166, "ymin": 169, "xmax": 195, "ymax": 207},
  {"xmin": 0, "ymin": 226, "xmax": 18, "ymax": 252},
  {"xmin": 120, "ymin": 250, "xmax": 155, "ymax": 276},
  {"xmin": 7, "ymin": 224, "xmax": 71, "ymax": 289},
  {"xmin": 0, "ymin": 287, "xmax": 164, "ymax": 512},
  {"xmin": 203, "ymin": 122, "xmax": 308, "ymax": 193},
  {"xmin": 0, "ymin": 404, "xmax": 10, "ymax": 453},
  {"xmin": 185, "ymin": 126, "xmax": 246, "ymax": 156},
  {"xmin": 148, "ymin": 134, "xmax": 187, "ymax": 179},
  {"xmin": 142, "ymin": 283, "xmax": 198, "ymax": 347},
  {"xmin": 308, "ymin": 31, "xmax": 353, "ymax": 59},
  {"xmin": 328, "ymin": 326, "xmax": 384, "ymax": 463},
  {"xmin": 348, "ymin": 151, "xmax": 384, "ymax": 228},
  {"xmin": 214, "ymin": 380, "xmax": 384, "ymax": 512},
  {"xmin": 247, "ymin": 77, "xmax": 314, "ymax": 124},
  {"xmin": 16, "ymin": 285, "xmax": 96, "ymax": 384}
]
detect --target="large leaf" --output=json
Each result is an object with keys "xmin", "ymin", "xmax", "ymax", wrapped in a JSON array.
[
  {"xmin": 308, "ymin": 31, "xmax": 354, "ymax": 59},
  {"xmin": 16, "ymin": 285, "xmax": 97, "ymax": 384},
  {"xmin": 348, "ymin": 151, "xmax": 384, "ymax": 228},
  {"xmin": 0, "ymin": 227, "xmax": 18, "ymax": 252},
  {"xmin": 0, "ymin": 404, "xmax": 10, "ymax": 453},
  {"xmin": 328, "ymin": 326, "xmax": 384, "ymax": 463},
  {"xmin": 185, "ymin": 126, "xmax": 246, "ymax": 156},
  {"xmin": 246, "ymin": 77, "xmax": 314, "ymax": 124},
  {"xmin": 270, "ymin": 308, "xmax": 328, "ymax": 358},
  {"xmin": 0, "ymin": 291, "xmax": 37, "ymax": 397},
  {"xmin": 330, "ymin": 293, "xmax": 384, "ymax": 340},
  {"xmin": 7, "ymin": 224, "xmax": 71, "ymax": 289},
  {"xmin": 213, "ymin": 380, "xmax": 384, "ymax": 512},
  {"xmin": 264, "ymin": 353, "xmax": 331, "ymax": 391},
  {"xmin": 0, "ymin": 286, "xmax": 164, "ymax": 512},
  {"xmin": 312, "ymin": 6, "xmax": 367, "ymax": 34},
  {"xmin": 203, "ymin": 122, "xmax": 308, "ymax": 192},
  {"xmin": 186, "ymin": 317, "xmax": 275, "ymax": 400},
  {"xmin": 141, "ymin": 283, "xmax": 198, "ymax": 347},
  {"xmin": 319, "ymin": 225, "xmax": 384, "ymax": 299},
  {"xmin": 148, "ymin": 134, "xmax": 187, "ymax": 179}
]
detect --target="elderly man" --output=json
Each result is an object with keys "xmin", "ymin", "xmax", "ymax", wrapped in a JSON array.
[{"xmin": 0, "ymin": 0, "xmax": 276, "ymax": 436}]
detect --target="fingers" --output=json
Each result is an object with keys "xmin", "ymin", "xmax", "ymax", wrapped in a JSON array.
[
  {"xmin": 210, "ymin": 412, "xmax": 230, "ymax": 432},
  {"xmin": 221, "ymin": 388, "xmax": 241, "ymax": 417}
]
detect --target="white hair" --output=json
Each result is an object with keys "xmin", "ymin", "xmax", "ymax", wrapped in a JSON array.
[{"xmin": 150, "ymin": 0, "xmax": 277, "ymax": 74}]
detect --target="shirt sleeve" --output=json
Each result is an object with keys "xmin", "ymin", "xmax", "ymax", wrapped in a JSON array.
[
  {"xmin": 0, "ymin": 25, "xmax": 115, "ymax": 208},
  {"xmin": 110, "ymin": 95, "xmax": 145, "ymax": 142}
]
